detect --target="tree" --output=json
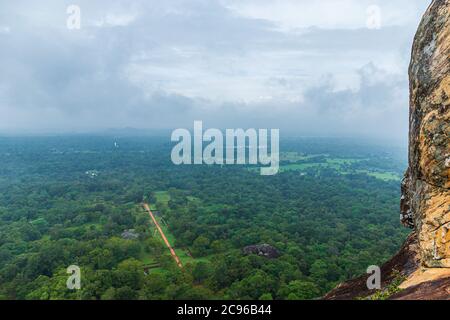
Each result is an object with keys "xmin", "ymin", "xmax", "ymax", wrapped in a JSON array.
[
  {"xmin": 277, "ymin": 280, "xmax": 320, "ymax": 300},
  {"xmin": 192, "ymin": 261, "xmax": 212, "ymax": 283},
  {"xmin": 114, "ymin": 259, "xmax": 144, "ymax": 290},
  {"xmin": 192, "ymin": 236, "xmax": 210, "ymax": 257},
  {"xmin": 228, "ymin": 270, "xmax": 276, "ymax": 300},
  {"xmin": 115, "ymin": 286, "xmax": 137, "ymax": 300},
  {"xmin": 139, "ymin": 273, "xmax": 168, "ymax": 300},
  {"xmin": 259, "ymin": 293, "xmax": 273, "ymax": 300}
]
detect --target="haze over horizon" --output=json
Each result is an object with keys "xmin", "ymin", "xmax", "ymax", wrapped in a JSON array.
[{"xmin": 0, "ymin": 0, "xmax": 431, "ymax": 141}]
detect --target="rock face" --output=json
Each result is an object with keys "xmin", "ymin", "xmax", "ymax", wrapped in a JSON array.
[
  {"xmin": 325, "ymin": 0, "xmax": 449, "ymax": 300},
  {"xmin": 400, "ymin": 0, "xmax": 450, "ymax": 268},
  {"xmin": 121, "ymin": 229, "xmax": 139, "ymax": 240},
  {"xmin": 389, "ymin": 275, "xmax": 450, "ymax": 300}
]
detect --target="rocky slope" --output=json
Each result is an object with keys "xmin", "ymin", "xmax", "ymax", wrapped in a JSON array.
[
  {"xmin": 324, "ymin": 233, "xmax": 450, "ymax": 300},
  {"xmin": 326, "ymin": 0, "xmax": 450, "ymax": 300},
  {"xmin": 401, "ymin": 0, "xmax": 450, "ymax": 268}
]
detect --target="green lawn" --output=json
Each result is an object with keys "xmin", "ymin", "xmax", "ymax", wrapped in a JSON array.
[
  {"xmin": 148, "ymin": 267, "xmax": 169, "ymax": 275},
  {"xmin": 279, "ymin": 163, "xmax": 326, "ymax": 172},
  {"xmin": 149, "ymin": 191, "xmax": 170, "ymax": 210},
  {"xmin": 279, "ymin": 158, "xmax": 360, "ymax": 173},
  {"xmin": 360, "ymin": 171, "xmax": 401, "ymax": 181},
  {"xmin": 139, "ymin": 249, "xmax": 156, "ymax": 265},
  {"xmin": 154, "ymin": 191, "xmax": 170, "ymax": 204},
  {"xmin": 267, "ymin": 153, "xmax": 401, "ymax": 182},
  {"xmin": 281, "ymin": 152, "xmax": 319, "ymax": 162}
]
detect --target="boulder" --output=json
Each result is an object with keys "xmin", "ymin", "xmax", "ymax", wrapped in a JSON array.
[{"xmin": 243, "ymin": 244, "xmax": 280, "ymax": 259}]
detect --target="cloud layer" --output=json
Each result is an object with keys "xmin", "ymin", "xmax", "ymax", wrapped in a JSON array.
[{"xmin": 0, "ymin": 0, "xmax": 431, "ymax": 140}]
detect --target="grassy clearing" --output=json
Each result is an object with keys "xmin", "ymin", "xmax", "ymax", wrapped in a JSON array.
[
  {"xmin": 154, "ymin": 191, "xmax": 170, "ymax": 204},
  {"xmin": 139, "ymin": 249, "xmax": 156, "ymax": 265},
  {"xmin": 145, "ymin": 191, "xmax": 210, "ymax": 267},
  {"xmin": 279, "ymin": 163, "xmax": 326, "ymax": 172},
  {"xmin": 326, "ymin": 158, "xmax": 362, "ymax": 165},
  {"xmin": 279, "ymin": 157, "xmax": 361, "ymax": 173},
  {"xmin": 149, "ymin": 191, "xmax": 170, "ymax": 210},
  {"xmin": 176, "ymin": 249, "xmax": 197, "ymax": 265},
  {"xmin": 359, "ymin": 171, "xmax": 401, "ymax": 181},
  {"xmin": 281, "ymin": 152, "xmax": 319, "ymax": 162},
  {"xmin": 268, "ymin": 152, "xmax": 401, "ymax": 182},
  {"xmin": 142, "ymin": 190, "xmax": 219, "ymax": 270},
  {"xmin": 148, "ymin": 267, "xmax": 169, "ymax": 275}
]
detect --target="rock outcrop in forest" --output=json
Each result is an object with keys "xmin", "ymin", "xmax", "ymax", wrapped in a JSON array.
[{"xmin": 325, "ymin": 0, "xmax": 450, "ymax": 300}]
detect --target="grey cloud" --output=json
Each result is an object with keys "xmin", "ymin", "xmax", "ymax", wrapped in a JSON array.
[{"xmin": 0, "ymin": 0, "xmax": 429, "ymax": 141}]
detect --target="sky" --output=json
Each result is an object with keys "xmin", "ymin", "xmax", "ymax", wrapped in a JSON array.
[{"xmin": 0, "ymin": 0, "xmax": 431, "ymax": 140}]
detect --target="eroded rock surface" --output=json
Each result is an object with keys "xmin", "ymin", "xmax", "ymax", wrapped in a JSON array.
[
  {"xmin": 325, "ymin": 0, "xmax": 450, "ymax": 300},
  {"xmin": 390, "ymin": 276, "xmax": 450, "ymax": 300},
  {"xmin": 400, "ymin": 0, "xmax": 450, "ymax": 268}
]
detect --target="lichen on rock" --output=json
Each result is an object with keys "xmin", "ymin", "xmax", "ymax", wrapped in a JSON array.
[
  {"xmin": 325, "ymin": 1, "xmax": 450, "ymax": 300},
  {"xmin": 400, "ymin": 0, "xmax": 450, "ymax": 268}
]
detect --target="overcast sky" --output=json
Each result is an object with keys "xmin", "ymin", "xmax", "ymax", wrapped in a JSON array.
[{"xmin": 0, "ymin": 0, "xmax": 431, "ymax": 140}]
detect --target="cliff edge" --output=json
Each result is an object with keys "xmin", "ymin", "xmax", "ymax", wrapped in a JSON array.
[{"xmin": 325, "ymin": 0, "xmax": 450, "ymax": 300}]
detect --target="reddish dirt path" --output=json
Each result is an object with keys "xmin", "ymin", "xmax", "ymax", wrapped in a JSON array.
[{"xmin": 143, "ymin": 203, "xmax": 183, "ymax": 268}]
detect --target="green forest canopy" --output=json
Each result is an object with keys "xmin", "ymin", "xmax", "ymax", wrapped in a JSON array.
[{"xmin": 0, "ymin": 136, "xmax": 409, "ymax": 300}]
